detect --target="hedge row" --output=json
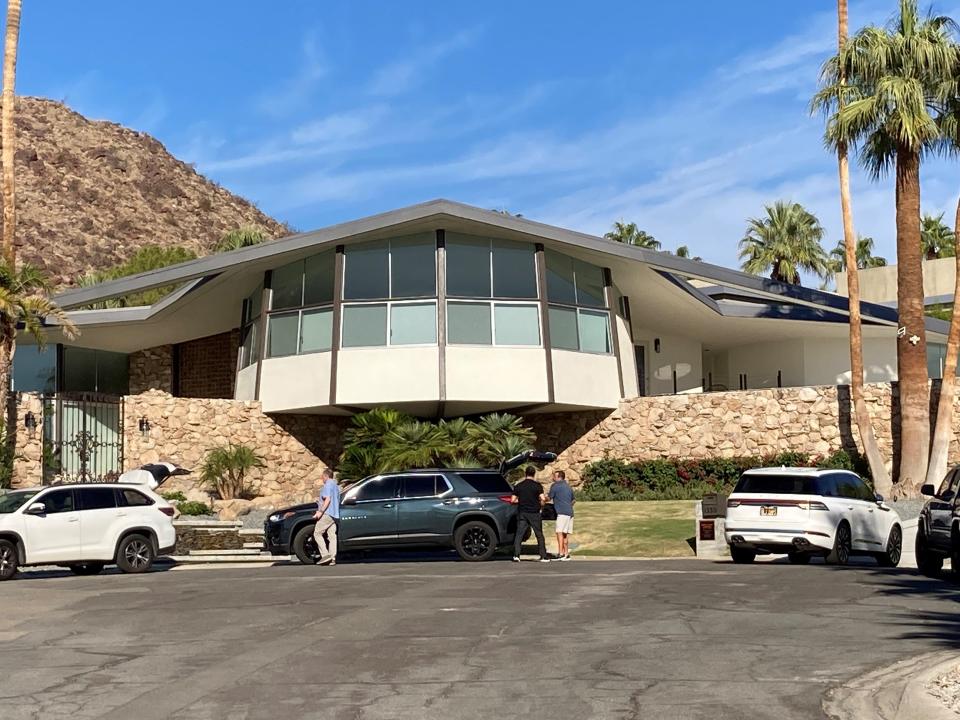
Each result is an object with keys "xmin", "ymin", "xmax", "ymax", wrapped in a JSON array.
[{"xmin": 577, "ymin": 450, "xmax": 868, "ymax": 501}]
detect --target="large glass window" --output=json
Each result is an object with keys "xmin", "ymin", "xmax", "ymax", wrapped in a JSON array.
[
  {"xmin": 300, "ymin": 309, "xmax": 333, "ymax": 353},
  {"xmin": 545, "ymin": 251, "xmax": 612, "ymax": 354},
  {"xmin": 262, "ymin": 251, "xmax": 336, "ymax": 359},
  {"xmin": 267, "ymin": 313, "xmax": 299, "ymax": 357},
  {"xmin": 448, "ymin": 302, "xmax": 492, "ymax": 345},
  {"xmin": 446, "ymin": 233, "xmax": 537, "ymax": 299},
  {"xmin": 304, "ymin": 252, "xmax": 335, "ymax": 306},
  {"xmin": 579, "ymin": 310, "xmax": 612, "ymax": 353},
  {"xmin": 546, "ymin": 251, "xmax": 606, "ymax": 308},
  {"xmin": 494, "ymin": 304, "xmax": 540, "ymax": 345},
  {"xmin": 62, "ymin": 348, "xmax": 129, "ymax": 394},
  {"xmin": 342, "ymin": 304, "xmax": 388, "ymax": 347},
  {"xmin": 390, "ymin": 235, "xmax": 436, "ymax": 298},
  {"xmin": 271, "ymin": 260, "xmax": 305, "ymax": 310},
  {"xmin": 548, "ymin": 307, "xmax": 611, "ymax": 354},
  {"xmin": 12, "ymin": 345, "xmax": 57, "ymax": 393},
  {"xmin": 447, "ymin": 301, "xmax": 540, "ymax": 347},
  {"xmin": 343, "ymin": 240, "xmax": 389, "ymax": 300},
  {"xmin": 391, "ymin": 303, "xmax": 437, "ymax": 345},
  {"xmin": 240, "ymin": 284, "xmax": 262, "ymax": 368},
  {"xmin": 548, "ymin": 306, "xmax": 579, "ymax": 351}
]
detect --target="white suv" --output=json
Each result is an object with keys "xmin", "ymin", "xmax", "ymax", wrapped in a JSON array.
[
  {"xmin": 724, "ymin": 468, "xmax": 902, "ymax": 566},
  {"xmin": 0, "ymin": 484, "xmax": 177, "ymax": 580}
]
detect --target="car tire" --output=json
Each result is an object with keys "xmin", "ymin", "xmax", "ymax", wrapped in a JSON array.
[
  {"xmin": 116, "ymin": 534, "xmax": 155, "ymax": 574},
  {"xmin": 730, "ymin": 546, "xmax": 756, "ymax": 564},
  {"xmin": 454, "ymin": 521, "xmax": 497, "ymax": 562},
  {"xmin": 0, "ymin": 539, "xmax": 18, "ymax": 581},
  {"xmin": 292, "ymin": 524, "xmax": 321, "ymax": 565},
  {"xmin": 825, "ymin": 521, "xmax": 852, "ymax": 566},
  {"xmin": 69, "ymin": 562, "xmax": 105, "ymax": 576},
  {"xmin": 787, "ymin": 552, "xmax": 811, "ymax": 565},
  {"xmin": 876, "ymin": 524, "xmax": 902, "ymax": 568},
  {"xmin": 952, "ymin": 529, "xmax": 960, "ymax": 583},
  {"xmin": 915, "ymin": 528, "xmax": 943, "ymax": 577}
]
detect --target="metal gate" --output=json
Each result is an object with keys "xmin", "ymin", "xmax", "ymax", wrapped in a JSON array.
[{"xmin": 42, "ymin": 393, "xmax": 124, "ymax": 484}]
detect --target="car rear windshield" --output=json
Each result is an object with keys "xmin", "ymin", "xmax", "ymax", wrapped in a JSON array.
[
  {"xmin": 0, "ymin": 490, "xmax": 38, "ymax": 514},
  {"xmin": 458, "ymin": 472, "xmax": 512, "ymax": 494},
  {"xmin": 733, "ymin": 474, "xmax": 824, "ymax": 495}
]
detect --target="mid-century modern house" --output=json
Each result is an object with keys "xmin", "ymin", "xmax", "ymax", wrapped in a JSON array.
[{"xmin": 16, "ymin": 199, "xmax": 951, "ymax": 417}]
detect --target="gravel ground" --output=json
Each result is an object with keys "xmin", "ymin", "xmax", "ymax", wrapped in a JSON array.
[
  {"xmin": 887, "ymin": 499, "xmax": 926, "ymax": 521},
  {"xmin": 928, "ymin": 664, "xmax": 960, "ymax": 715},
  {"xmin": 174, "ymin": 510, "xmax": 272, "ymax": 529}
]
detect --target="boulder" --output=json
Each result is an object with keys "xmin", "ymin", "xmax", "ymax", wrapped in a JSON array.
[{"xmin": 213, "ymin": 498, "xmax": 253, "ymax": 521}]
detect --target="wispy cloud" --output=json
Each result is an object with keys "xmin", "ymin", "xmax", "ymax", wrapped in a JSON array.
[
  {"xmin": 256, "ymin": 31, "xmax": 328, "ymax": 116},
  {"xmin": 367, "ymin": 28, "xmax": 481, "ymax": 97}
]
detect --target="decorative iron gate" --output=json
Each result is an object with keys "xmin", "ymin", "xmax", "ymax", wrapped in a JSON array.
[{"xmin": 42, "ymin": 393, "xmax": 124, "ymax": 484}]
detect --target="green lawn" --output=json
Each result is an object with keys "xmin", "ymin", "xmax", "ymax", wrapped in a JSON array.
[{"xmin": 525, "ymin": 500, "xmax": 697, "ymax": 558}]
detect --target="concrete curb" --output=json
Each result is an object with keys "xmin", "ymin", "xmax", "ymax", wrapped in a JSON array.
[{"xmin": 822, "ymin": 651, "xmax": 958, "ymax": 720}]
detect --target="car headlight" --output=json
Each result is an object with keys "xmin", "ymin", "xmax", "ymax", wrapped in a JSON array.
[{"xmin": 268, "ymin": 513, "xmax": 282, "ymax": 523}]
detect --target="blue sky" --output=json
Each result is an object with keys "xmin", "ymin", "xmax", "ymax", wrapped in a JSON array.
[{"xmin": 15, "ymin": 1, "xmax": 960, "ymax": 275}]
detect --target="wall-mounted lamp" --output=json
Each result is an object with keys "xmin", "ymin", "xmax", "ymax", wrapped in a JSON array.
[
  {"xmin": 24, "ymin": 411, "xmax": 37, "ymax": 434},
  {"xmin": 654, "ymin": 338, "xmax": 661, "ymax": 353},
  {"xmin": 138, "ymin": 416, "xmax": 151, "ymax": 437}
]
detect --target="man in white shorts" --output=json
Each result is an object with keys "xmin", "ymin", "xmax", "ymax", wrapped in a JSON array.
[{"xmin": 548, "ymin": 470, "xmax": 575, "ymax": 560}]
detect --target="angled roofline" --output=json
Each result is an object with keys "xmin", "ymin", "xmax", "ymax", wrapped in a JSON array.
[{"xmin": 48, "ymin": 198, "xmax": 951, "ymax": 337}]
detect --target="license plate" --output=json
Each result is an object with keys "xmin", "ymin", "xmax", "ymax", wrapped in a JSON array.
[{"xmin": 760, "ymin": 506, "xmax": 777, "ymax": 516}]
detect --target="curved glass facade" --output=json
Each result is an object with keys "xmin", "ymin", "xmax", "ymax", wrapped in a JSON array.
[{"xmin": 255, "ymin": 232, "xmax": 612, "ymax": 360}]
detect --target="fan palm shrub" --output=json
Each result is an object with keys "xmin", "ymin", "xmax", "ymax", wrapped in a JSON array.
[{"xmin": 201, "ymin": 444, "xmax": 264, "ymax": 499}]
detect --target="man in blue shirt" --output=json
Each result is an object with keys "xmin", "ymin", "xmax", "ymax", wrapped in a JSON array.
[
  {"xmin": 548, "ymin": 470, "xmax": 575, "ymax": 561},
  {"xmin": 313, "ymin": 468, "xmax": 340, "ymax": 566}
]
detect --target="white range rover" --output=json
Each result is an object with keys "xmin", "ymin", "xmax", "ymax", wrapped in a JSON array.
[
  {"xmin": 724, "ymin": 467, "xmax": 902, "ymax": 566},
  {"xmin": 0, "ymin": 483, "xmax": 177, "ymax": 581}
]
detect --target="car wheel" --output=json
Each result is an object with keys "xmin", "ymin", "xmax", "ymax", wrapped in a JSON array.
[
  {"xmin": 116, "ymin": 534, "xmax": 155, "ymax": 574},
  {"xmin": 454, "ymin": 521, "xmax": 497, "ymax": 562},
  {"xmin": 915, "ymin": 528, "xmax": 943, "ymax": 577},
  {"xmin": 825, "ymin": 522, "xmax": 851, "ymax": 566},
  {"xmin": 876, "ymin": 525, "xmax": 902, "ymax": 568},
  {"xmin": 787, "ymin": 551, "xmax": 811, "ymax": 565},
  {"xmin": 292, "ymin": 525, "xmax": 321, "ymax": 565},
  {"xmin": 69, "ymin": 562, "xmax": 105, "ymax": 576},
  {"xmin": 730, "ymin": 546, "xmax": 756, "ymax": 564},
  {"xmin": 0, "ymin": 539, "xmax": 18, "ymax": 581}
]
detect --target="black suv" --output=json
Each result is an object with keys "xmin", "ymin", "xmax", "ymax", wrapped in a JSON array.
[
  {"xmin": 264, "ymin": 451, "xmax": 556, "ymax": 563},
  {"xmin": 916, "ymin": 469, "xmax": 960, "ymax": 576}
]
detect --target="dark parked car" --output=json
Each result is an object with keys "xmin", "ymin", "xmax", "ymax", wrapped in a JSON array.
[
  {"xmin": 916, "ymin": 469, "xmax": 960, "ymax": 577},
  {"xmin": 264, "ymin": 451, "xmax": 556, "ymax": 563}
]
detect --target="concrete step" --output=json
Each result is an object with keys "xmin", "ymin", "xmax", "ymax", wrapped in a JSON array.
[
  {"xmin": 173, "ymin": 519, "xmax": 242, "ymax": 529},
  {"xmin": 165, "ymin": 554, "xmax": 291, "ymax": 564},
  {"xmin": 238, "ymin": 529, "xmax": 265, "ymax": 537},
  {"xmin": 243, "ymin": 542, "xmax": 265, "ymax": 550},
  {"xmin": 189, "ymin": 548, "xmax": 265, "ymax": 557}
]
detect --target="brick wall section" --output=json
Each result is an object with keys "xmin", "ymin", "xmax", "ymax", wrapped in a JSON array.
[
  {"xmin": 128, "ymin": 345, "xmax": 173, "ymax": 394},
  {"xmin": 177, "ymin": 330, "xmax": 239, "ymax": 399}
]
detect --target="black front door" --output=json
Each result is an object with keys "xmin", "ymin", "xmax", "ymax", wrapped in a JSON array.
[{"xmin": 634, "ymin": 345, "xmax": 646, "ymax": 396}]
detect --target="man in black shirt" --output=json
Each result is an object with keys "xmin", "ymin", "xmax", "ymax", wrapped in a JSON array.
[{"xmin": 512, "ymin": 466, "xmax": 550, "ymax": 563}]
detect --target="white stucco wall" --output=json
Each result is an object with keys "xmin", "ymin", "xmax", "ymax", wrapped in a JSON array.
[
  {"xmin": 633, "ymin": 329, "xmax": 703, "ymax": 395},
  {"xmin": 551, "ymin": 350, "xmax": 621, "ymax": 408},
  {"xmin": 837, "ymin": 257, "xmax": 955, "ymax": 304},
  {"xmin": 616, "ymin": 314, "xmax": 639, "ymax": 398},
  {"xmin": 259, "ymin": 353, "xmax": 332, "ymax": 412},
  {"xmin": 445, "ymin": 347, "xmax": 548, "ymax": 404},
  {"xmin": 234, "ymin": 364, "xmax": 257, "ymax": 401},
  {"xmin": 801, "ymin": 337, "xmax": 898, "ymax": 385},
  {"xmin": 725, "ymin": 339, "xmax": 806, "ymax": 390},
  {"xmin": 337, "ymin": 347, "xmax": 440, "ymax": 405}
]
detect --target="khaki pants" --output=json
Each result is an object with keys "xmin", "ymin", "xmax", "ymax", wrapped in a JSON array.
[{"xmin": 313, "ymin": 514, "xmax": 338, "ymax": 561}]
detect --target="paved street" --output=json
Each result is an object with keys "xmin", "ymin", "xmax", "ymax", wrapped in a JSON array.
[{"xmin": 2, "ymin": 557, "xmax": 958, "ymax": 720}]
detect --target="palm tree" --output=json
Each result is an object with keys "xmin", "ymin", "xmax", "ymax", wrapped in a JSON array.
[
  {"xmin": 738, "ymin": 201, "xmax": 830, "ymax": 285},
  {"xmin": 215, "ymin": 227, "xmax": 268, "ymax": 253},
  {"xmin": 0, "ymin": 259, "xmax": 78, "ymax": 393},
  {"xmin": 927, "ymin": 197, "xmax": 960, "ymax": 487},
  {"xmin": 604, "ymin": 221, "xmax": 660, "ymax": 250},
  {"xmin": 0, "ymin": 0, "xmax": 22, "ymax": 410},
  {"xmin": 674, "ymin": 246, "xmax": 703, "ymax": 261},
  {"xmin": 466, "ymin": 413, "xmax": 536, "ymax": 467},
  {"xmin": 813, "ymin": 0, "xmax": 960, "ymax": 493},
  {"xmin": 921, "ymin": 212, "xmax": 955, "ymax": 259},
  {"xmin": 380, "ymin": 421, "xmax": 445, "ymax": 470},
  {"xmin": 828, "ymin": 236, "xmax": 888, "ymax": 272}
]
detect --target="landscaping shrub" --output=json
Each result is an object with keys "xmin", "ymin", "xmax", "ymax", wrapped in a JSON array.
[
  {"xmin": 176, "ymin": 500, "xmax": 213, "ymax": 516},
  {"xmin": 161, "ymin": 491, "xmax": 187, "ymax": 502},
  {"xmin": 200, "ymin": 443, "xmax": 264, "ymax": 499},
  {"xmin": 578, "ymin": 449, "xmax": 869, "ymax": 500}
]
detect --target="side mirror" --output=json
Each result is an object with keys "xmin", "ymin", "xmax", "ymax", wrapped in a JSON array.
[
  {"xmin": 921, "ymin": 484, "xmax": 936, "ymax": 497},
  {"xmin": 24, "ymin": 502, "xmax": 45, "ymax": 516},
  {"xmin": 341, "ymin": 496, "xmax": 357, "ymax": 506},
  {"xmin": 874, "ymin": 493, "xmax": 884, "ymax": 503}
]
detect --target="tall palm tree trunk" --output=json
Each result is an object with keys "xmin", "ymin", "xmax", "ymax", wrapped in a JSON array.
[
  {"xmin": 894, "ymin": 146, "xmax": 930, "ymax": 495},
  {"xmin": 836, "ymin": 0, "xmax": 891, "ymax": 494},
  {"xmin": 0, "ymin": 0, "xmax": 20, "ymax": 408},
  {"xmin": 925, "ymin": 195, "xmax": 960, "ymax": 488}
]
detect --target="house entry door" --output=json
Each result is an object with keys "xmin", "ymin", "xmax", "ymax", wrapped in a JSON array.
[{"xmin": 42, "ymin": 393, "xmax": 124, "ymax": 483}]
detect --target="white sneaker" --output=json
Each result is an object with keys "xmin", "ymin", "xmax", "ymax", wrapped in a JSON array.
[
  {"xmin": 512, "ymin": 556, "xmax": 520, "ymax": 562},
  {"xmin": 559, "ymin": 555, "xmax": 571, "ymax": 562},
  {"xmin": 539, "ymin": 558, "xmax": 551, "ymax": 563}
]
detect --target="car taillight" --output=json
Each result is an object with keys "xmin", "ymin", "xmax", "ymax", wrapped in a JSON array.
[
  {"xmin": 727, "ymin": 500, "xmax": 740, "ymax": 508},
  {"xmin": 797, "ymin": 501, "xmax": 829, "ymax": 511},
  {"xmin": 498, "ymin": 495, "xmax": 514, "ymax": 504},
  {"xmin": 159, "ymin": 506, "xmax": 175, "ymax": 517}
]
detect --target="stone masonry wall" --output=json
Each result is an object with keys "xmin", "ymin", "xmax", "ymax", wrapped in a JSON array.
[
  {"xmin": 123, "ymin": 390, "xmax": 350, "ymax": 505},
  {"xmin": 10, "ymin": 393, "xmax": 43, "ymax": 488},
  {"xmin": 129, "ymin": 345, "xmax": 173, "ymax": 395},
  {"xmin": 526, "ymin": 383, "xmax": 921, "ymax": 485}
]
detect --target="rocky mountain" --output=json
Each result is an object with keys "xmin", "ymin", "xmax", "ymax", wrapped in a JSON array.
[{"xmin": 5, "ymin": 97, "xmax": 288, "ymax": 286}]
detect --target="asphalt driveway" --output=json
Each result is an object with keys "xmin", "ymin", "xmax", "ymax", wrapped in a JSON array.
[{"xmin": 1, "ymin": 558, "xmax": 958, "ymax": 719}]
